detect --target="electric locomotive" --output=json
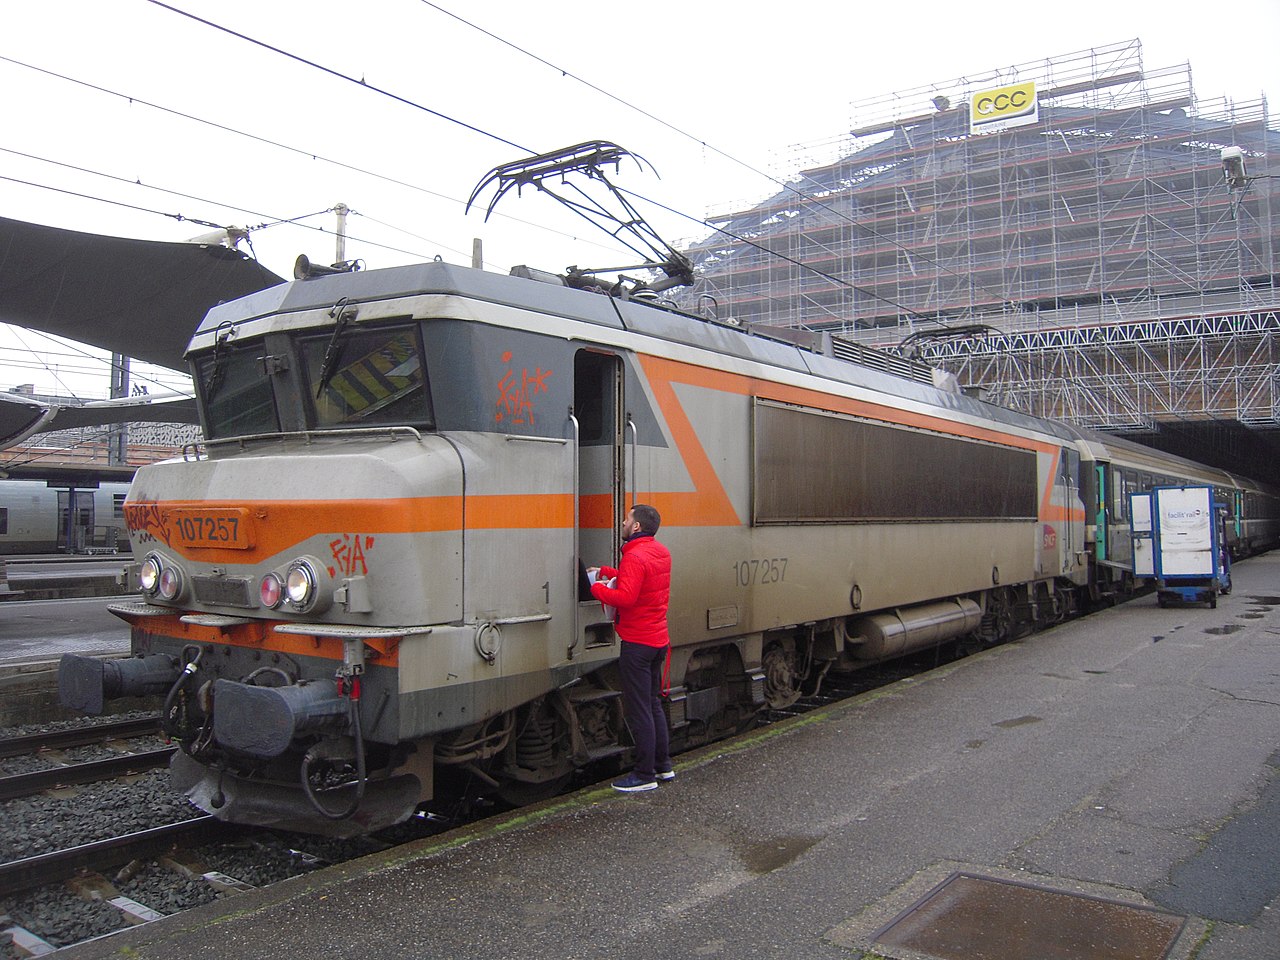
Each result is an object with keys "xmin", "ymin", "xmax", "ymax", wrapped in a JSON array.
[{"xmin": 57, "ymin": 144, "xmax": 1277, "ymax": 836}]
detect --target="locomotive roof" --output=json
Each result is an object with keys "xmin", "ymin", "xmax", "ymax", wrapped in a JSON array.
[{"xmin": 193, "ymin": 260, "xmax": 1090, "ymax": 450}]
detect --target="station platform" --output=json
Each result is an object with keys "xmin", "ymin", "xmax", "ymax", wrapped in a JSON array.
[
  {"xmin": 0, "ymin": 554, "xmax": 129, "ymax": 603},
  {"xmin": 56, "ymin": 553, "xmax": 1280, "ymax": 960}
]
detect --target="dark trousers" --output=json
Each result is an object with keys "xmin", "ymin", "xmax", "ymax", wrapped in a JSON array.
[{"xmin": 619, "ymin": 640, "xmax": 671, "ymax": 778}]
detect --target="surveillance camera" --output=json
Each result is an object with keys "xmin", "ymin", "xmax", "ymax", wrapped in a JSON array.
[{"xmin": 1221, "ymin": 146, "xmax": 1248, "ymax": 190}]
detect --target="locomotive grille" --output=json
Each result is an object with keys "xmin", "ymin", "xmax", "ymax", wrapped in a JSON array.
[{"xmin": 192, "ymin": 576, "xmax": 254, "ymax": 608}]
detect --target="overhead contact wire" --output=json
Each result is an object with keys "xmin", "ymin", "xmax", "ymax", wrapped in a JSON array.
[
  {"xmin": 417, "ymin": 2, "xmax": 1018, "ymax": 319},
  {"xmin": 143, "ymin": 1, "xmax": 921, "ymax": 321},
  {"xmin": 1, "ymin": 171, "xmax": 441, "ymax": 264},
  {"xmin": 0, "ymin": 53, "xmax": 627, "ymax": 264},
  {"xmin": 142, "ymin": 0, "xmax": 529, "ymax": 154}
]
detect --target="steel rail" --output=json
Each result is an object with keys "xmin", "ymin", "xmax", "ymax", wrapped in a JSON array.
[
  {"xmin": 0, "ymin": 747, "xmax": 177, "ymax": 801},
  {"xmin": 0, "ymin": 716, "xmax": 163, "ymax": 760},
  {"xmin": 0, "ymin": 816, "xmax": 240, "ymax": 898}
]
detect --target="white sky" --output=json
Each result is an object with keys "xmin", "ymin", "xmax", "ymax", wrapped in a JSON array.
[{"xmin": 2, "ymin": 0, "xmax": 1277, "ymax": 399}]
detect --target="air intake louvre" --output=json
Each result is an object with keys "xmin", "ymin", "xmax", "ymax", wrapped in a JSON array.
[
  {"xmin": 193, "ymin": 576, "xmax": 253, "ymax": 608},
  {"xmin": 829, "ymin": 336, "xmax": 936, "ymax": 386}
]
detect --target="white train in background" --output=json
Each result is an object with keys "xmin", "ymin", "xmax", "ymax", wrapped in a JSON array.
[{"xmin": 0, "ymin": 479, "xmax": 132, "ymax": 555}]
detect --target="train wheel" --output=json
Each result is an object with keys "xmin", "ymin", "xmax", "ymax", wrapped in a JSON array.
[
  {"xmin": 982, "ymin": 589, "xmax": 1015, "ymax": 646},
  {"xmin": 762, "ymin": 641, "xmax": 802, "ymax": 710}
]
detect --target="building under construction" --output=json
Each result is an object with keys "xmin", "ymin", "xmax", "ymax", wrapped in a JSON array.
[{"xmin": 683, "ymin": 40, "xmax": 1279, "ymax": 479}]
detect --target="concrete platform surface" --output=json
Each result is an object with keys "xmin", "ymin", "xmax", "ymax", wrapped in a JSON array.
[{"xmin": 60, "ymin": 554, "xmax": 1280, "ymax": 959}]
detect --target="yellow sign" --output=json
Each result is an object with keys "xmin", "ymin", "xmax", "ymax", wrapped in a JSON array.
[{"xmin": 970, "ymin": 80, "xmax": 1038, "ymax": 133}]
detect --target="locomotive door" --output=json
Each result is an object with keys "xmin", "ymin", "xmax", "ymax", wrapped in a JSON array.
[{"xmin": 573, "ymin": 349, "xmax": 625, "ymax": 652}]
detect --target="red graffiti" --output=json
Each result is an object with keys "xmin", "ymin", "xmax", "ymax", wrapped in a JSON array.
[
  {"xmin": 495, "ymin": 350, "xmax": 552, "ymax": 426},
  {"xmin": 329, "ymin": 534, "xmax": 374, "ymax": 578},
  {"xmin": 123, "ymin": 502, "xmax": 169, "ymax": 546}
]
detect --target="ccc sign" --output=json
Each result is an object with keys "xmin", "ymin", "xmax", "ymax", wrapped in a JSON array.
[{"xmin": 969, "ymin": 81, "xmax": 1038, "ymax": 132}]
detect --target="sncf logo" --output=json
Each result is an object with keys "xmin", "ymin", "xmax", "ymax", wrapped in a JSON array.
[{"xmin": 970, "ymin": 81, "xmax": 1038, "ymax": 129}]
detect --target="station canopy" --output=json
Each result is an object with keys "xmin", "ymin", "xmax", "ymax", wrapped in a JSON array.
[
  {"xmin": 0, "ymin": 215, "xmax": 285, "ymax": 453},
  {"xmin": 0, "ymin": 215, "xmax": 285, "ymax": 371}
]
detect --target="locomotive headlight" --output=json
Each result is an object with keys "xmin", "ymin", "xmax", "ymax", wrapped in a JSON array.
[
  {"xmin": 139, "ymin": 554, "xmax": 162, "ymax": 594},
  {"xmin": 285, "ymin": 562, "xmax": 315, "ymax": 605},
  {"xmin": 157, "ymin": 563, "xmax": 185, "ymax": 601},
  {"xmin": 259, "ymin": 572, "xmax": 284, "ymax": 609},
  {"xmin": 274, "ymin": 557, "xmax": 332, "ymax": 614},
  {"xmin": 284, "ymin": 558, "xmax": 330, "ymax": 612}
]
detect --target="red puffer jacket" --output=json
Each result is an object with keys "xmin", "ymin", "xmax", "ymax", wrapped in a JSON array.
[{"xmin": 591, "ymin": 534, "xmax": 671, "ymax": 647}]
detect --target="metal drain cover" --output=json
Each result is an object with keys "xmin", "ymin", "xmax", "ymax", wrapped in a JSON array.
[{"xmin": 873, "ymin": 872, "xmax": 1185, "ymax": 960}]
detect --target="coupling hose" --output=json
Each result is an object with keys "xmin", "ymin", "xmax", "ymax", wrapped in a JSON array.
[
  {"xmin": 162, "ymin": 645, "xmax": 203, "ymax": 741},
  {"xmin": 299, "ymin": 690, "xmax": 367, "ymax": 821}
]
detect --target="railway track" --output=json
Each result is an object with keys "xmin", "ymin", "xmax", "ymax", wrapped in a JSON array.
[
  {"xmin": 0, "ymin": 646, "xmax": 959, "ymax": 954},
  {"xmin": 0, "ymin": 750, "xmax": 175, "ymax": 804},
  {"xmin": 0, "ymin": 715, "xmax": 174, "ymax": 804},
  {"xmin": 0, "ymin": 716, "xmax": 162, "ymax": 760},
  {"xmin": 0, "ymin": 818, "xmax": 326, "ymax": 956},
  {"xmin": 0, "ymin": 709, "xmax": 452, "ymax": 954},
  {"xmin": 0, "ymin": 817, "xmax": 235, "ymax": 899}
]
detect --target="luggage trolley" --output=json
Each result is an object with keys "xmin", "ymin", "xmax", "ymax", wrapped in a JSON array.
[{"xmin": 1147, "ymin": 485, "xmax": 1231, "ymax": 608}]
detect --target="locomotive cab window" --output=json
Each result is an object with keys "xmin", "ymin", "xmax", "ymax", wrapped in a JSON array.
[
  {"xmin": 300, "ymin": 324, "xmax": 433, "ymax": 430},
  {"xmin": 195, "ymin": 342, "xmax": 282, "ymax": 440}
]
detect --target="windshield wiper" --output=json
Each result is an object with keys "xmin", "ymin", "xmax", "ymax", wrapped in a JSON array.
[
  {"xmin": 315, "ymin": 300, "xmax": 357, "ymax": 398},
  {"xmin": 204, "ymin": 322, "xmax": 236, "ymax": 402}
]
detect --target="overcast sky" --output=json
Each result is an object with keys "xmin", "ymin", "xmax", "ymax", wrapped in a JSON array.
[{"xmin": 2, "ymin": 0, "xmax": 1277, "ymax": 398}]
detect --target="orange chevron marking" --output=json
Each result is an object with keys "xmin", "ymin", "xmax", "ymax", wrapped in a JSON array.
[
  {"xmin": 637, "ymin": 353, "xmax": 1074, "ymax": 526},
  {"xmin": 636, "ymin": 355, "xmax": 741, "ymax": 527}
]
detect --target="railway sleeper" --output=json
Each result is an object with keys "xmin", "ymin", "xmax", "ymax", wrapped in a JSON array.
[
  {"xmin": 5, "ymin": 922, "xmax": 57, "ymax": 957},
  {"xmin": 158, "ymin": 852, "xmax": 260, "ymax": 893},
  {"xmin": 67, "ymin": 872, "xmax": 167, "ymax": 926}
]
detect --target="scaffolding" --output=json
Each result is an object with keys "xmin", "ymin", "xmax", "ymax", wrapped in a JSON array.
[{"xmin": 682, "ymin": 40, "xmax": 1279, "ymax": 434}]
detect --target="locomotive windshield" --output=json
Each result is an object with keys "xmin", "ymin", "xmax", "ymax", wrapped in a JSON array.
[
  {"xmin": 300, "ymin": 324, "xmax": 433, "ymax": 430},
  {"xmin": 196, "ymin": 343, "xmax": 281, "ymax": 439},
  {"xmin": 194, "ymin": 323, "xmax": 433, "ymax": 439}
]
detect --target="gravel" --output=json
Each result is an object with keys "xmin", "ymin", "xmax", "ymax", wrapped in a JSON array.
[
  {"xmin": 0, "ymin": 709, "xmax": 157, "ymax": 742},
  {"xmin": 0, "ymin": 713, "xmax": 445, "ymax": 955},
  {"xmin": 1, "ymin": 884, "xmax": 125, "ymax": 953},
  {"xmin": 1, "ymin": 770, "xmax": 202, "ymax": 861},
  {"xmin": 0, "ymin": 716, "xmax": 471, "ymax": 954}
]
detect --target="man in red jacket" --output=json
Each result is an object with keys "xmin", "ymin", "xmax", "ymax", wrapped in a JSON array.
[{"xmin": 589, "ymin": 503, "xmax": 674, "ymax": 792}]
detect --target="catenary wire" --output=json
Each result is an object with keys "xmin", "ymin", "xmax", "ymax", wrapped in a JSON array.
[
  {"xmin": 0, "ymin": 145, "xmax": 338, "ymax": 236},
  {"xmin": 139, "ymin": 0, "xmax": 932, "ymax": 325},
  {"xmin": 404, "ymin": 6, "xmax": 1123, "ymax": 394},
  {"xmin": 416, "ymin": 1, "xmax": 1020, "ymax": 321},
  {"xmin": 0, "ymin": 53, "xmax": 630, "ymax": 267},
  {"xmin": 142, "ymin": 0, "xmax": 526, "ymax": 153},
  {"xmin": 0, "ymin": 325, "xmax": 195, "ymax": 397},
  {"xmin": 0, "ymin": 172, "xmax": 453, "ymax": 264}
]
